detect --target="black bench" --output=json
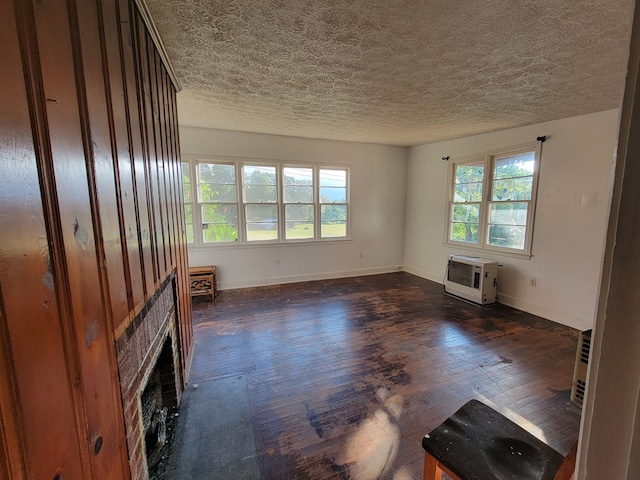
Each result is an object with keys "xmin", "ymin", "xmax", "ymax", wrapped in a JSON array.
[{"xmin": 422, "ymin": 399, "xmax": 576, "ymax": 480}]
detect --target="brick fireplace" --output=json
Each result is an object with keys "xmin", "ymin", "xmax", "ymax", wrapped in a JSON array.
[{"xmin": 115, "ymin": 273, "xmax": 183, "ymax": 480}]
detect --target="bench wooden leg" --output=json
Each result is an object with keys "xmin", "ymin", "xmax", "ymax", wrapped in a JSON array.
[
  {"xmin": 424, "ymin": 453, "xmax": 443, "ymax": 480},
  {"xmin": 424, "ymin": 452, "xmax": 461, "ymax": 480}
]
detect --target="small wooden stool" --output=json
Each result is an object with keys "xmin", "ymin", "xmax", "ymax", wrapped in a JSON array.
[
  {"xmin": 189, "ymin": 266, "xmax": 216, "ymax": 301},
  {"xmin": 422, "ymin": 399, "xmax": 576, "ymax": 480}
]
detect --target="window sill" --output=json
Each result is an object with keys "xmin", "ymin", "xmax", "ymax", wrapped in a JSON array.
[
  {"xmin": 441, "ymin": 241, "xmax": 533, "ymax": 260},
  {"xmin": 187, "ymin": 237, "xmax": 354, "ymax": 250}
]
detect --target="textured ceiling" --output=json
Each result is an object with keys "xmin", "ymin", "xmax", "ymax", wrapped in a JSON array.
[{"xmin": 146, "ymin": 0, "xmax": 635, "ymax": 147}]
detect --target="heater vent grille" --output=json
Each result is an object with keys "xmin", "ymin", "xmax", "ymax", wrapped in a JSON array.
[
  {"xmin": 448, "ymin": 261, "xmax": 474, "ymax": 287},
  {"xmin": 571, "ymin": 329, "xmax": 592, "ymax": 407}
]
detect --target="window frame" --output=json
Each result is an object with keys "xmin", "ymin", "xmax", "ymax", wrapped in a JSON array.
[
  {"xmin": 181, "ymin": 157, "xmax": 350, "ymax": 247},
  {"xmin": 444, "ymin": 143, "xmax": 541, "ymax": 258}
]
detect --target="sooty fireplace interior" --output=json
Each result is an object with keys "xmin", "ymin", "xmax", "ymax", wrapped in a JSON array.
[{"xmin": 115, "ymin": 273, "xmax": 183, "ymax": 480}]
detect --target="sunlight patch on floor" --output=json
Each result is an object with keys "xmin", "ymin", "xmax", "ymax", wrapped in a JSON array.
[
  {"xmin": 337, "ymin": 387, "xmax": 403, "ymax": 480},
  {"xmin": 476, "ymin": 394, "xmax": 548, "ymax": 444}
]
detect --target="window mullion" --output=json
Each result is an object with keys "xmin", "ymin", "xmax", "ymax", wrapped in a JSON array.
[
  {"xmin": 279, "ymin": 166, "xmax": 284, "ymax": 241},
  {"xmin": 238, "ymin": 162, "xmax": 246, "ymax": 243},
  {"xmin": 193, "ymin": 161, "xmax": 202, "ymax": 246},
  {"xmin": 480, "ymin": 154, "xmax": 492, "ymax": 247},
  {"xmin": 314, "ymin": 167, "xmax": 320, "ymax": 240}
]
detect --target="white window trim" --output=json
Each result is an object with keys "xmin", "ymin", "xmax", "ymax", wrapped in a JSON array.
[
  {"xmin": 182, "ymin": 156, "xmax": 351, "ymax": 247},
  {"xmin": 443, "ymin": 143, "xmax": 541, "ymax": 259}
]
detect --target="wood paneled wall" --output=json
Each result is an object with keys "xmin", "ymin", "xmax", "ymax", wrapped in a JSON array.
[{"xmin": 0, "ymin": 0, "xmax": 192, "ymax": 478}]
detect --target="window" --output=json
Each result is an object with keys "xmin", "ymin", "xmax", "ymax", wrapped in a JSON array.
[
  {"xmin": 446, "ymin": 145, "xmax": 539, "ymax": 255},
  {"xmin": 449, "ymin": 160, "xmax": 484, "ymax": 244},
  {"xmin": 243, "ymin": 165, "xmax": 278, "ymax": 241},
  {"xmin": 181, "ymin": 159, "xmax": 349, "ymax": 246},
  {"xmin": 320, "ymin": 169, "xmax": 348, "ymax": 238},
  {"xmin": 198, "ymin": 162, "xmax": 239, "ymax": 243},
  {"xmin": 283, "ymin": 167, "xmax": 314, "ymax": 240}
]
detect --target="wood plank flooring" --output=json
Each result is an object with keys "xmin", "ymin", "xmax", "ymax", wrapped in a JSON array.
[{"xmin": 188, "ymin": 272, "xmax": 582, "ymax": 479}]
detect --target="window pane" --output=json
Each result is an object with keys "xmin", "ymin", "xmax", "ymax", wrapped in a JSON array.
[
  {"xmin": 321, "ymin": 222, "xmax": 346, "ymax": 237},
  {"xmin": 451, "ymin": 203, "xmax": 480, "ymax": 223},
  {"xmin": 450, "ymin": 222, "xmax": 479, "ymax": 243},
  {"xmin": 246, "ymin": 226, "xmax": 278, "ymax": 241},
  {"xmin": 203, "ymin": 224, "xmax": 238, "ymax": 243},
  {"xmin": 199, "ymin": 163, "xmax": 235, "ymax": 183},
  {"xmin": 487, "ymin": 202, "xmax": 528, "ymax": 249},
  {"xmin": 181, "ymin": 162, "xmax": 192, "ymax": 202},
  {"xmin": 184, "ymin": 204, "xmax": 193, "ymax": 244},
  {"xmin": 244, "ymin": 165, "xmax": 277, "ymax": 185},
  {"xmin": 201, "ymin": 204, "xmax": 238, "ymax": 243},
  {"xmin": 488, "ymin": 202, "xmax": 528, "ymax": 225},
  {"xmin": 284, "ymin": 184, "xmax": 313, "ymax": 203},
  {"xmin": 245, "ymin": 185, "xmax": 277, "ymax": 203},
  {"xmin": 455, "ymin": 162, "xmax": 484, "ymax": 184},
  {"xmin": 198, "ymin": 164, "xmax": 237, "ymax": 202},
  {"xmin": 199, "ymin": 183, "xmax": 237, "ymax": 202},
  {"xmin": 321, "ymin": 205, "xmax": 347, "ymax": 238},
  {"xmin": 494, "ymin": 152, "xmax": 535, "ymax": 179},
  {"xmin": 202, "ymin": 204, "xmax": 238, "ymax": 223},
  {"xmin": 492, "ymin": 177, "xmax": 533, "ymax": 201},
  {"xmin": 246, "ymin": 204, "xmax": 277, "ymax": 221},
  {"xmin": 320, "ymin": 169, "xmax": 346, "ymax": 187},
  {"xmin": 285, "ymin": 205, "xmax": 314, "ymax": 239},
  {"xmin": 454, "ymin": 181, "xmax": 483, "ymax": 202},
  {"xmin": 181, "ymin": 162, "xmax": 191, "ymax": 181},
  {"xmin": 243, "ymin": 165, "xmax": 277, "ymax": 203},
  {"xmin": 487, "ymin": 225, "xmax": 526, "ymax": 249},
  {"xmin": 246, "ymin": 204, "xmax": 278, "ymax": 241},
  {"xmin": 321, "ymin": 204, "xmax": 346, "ymax": 221},
  {"xmin": 284, "ymin": 167, "xmax": 313, "ymax": 203},
  {"xmin": 286, "ymin": 204, "xmax": 314, "ymax": 222},
  {"xmin": 320, "ymin": 187, "xmax": 346, "ymax": 203},
  {"xmin": 320, "ymin": 169, "xmax": 347, "ymax": 204}
]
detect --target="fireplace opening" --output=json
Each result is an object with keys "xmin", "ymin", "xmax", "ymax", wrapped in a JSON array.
[{"xmin": 141, "ymin": 336, "xmax": 178, "ymax": 476}]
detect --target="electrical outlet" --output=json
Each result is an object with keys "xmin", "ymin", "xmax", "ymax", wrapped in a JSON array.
[{"xmin": 529, "ymin": 277, "xmax": 537, "ymax": 287}]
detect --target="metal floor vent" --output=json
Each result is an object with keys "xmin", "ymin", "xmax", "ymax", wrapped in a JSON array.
[{"xmin": 571, "ymin": 329, "xmax": 592, "ymax": 407}]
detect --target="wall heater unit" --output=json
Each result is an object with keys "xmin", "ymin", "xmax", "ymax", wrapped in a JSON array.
[
  {"xmin": 444, "ymin": 255, "xmax": 498, "ymax": 305},
  {"xmin": 571, "ymin": 329, "xmax": 592, "ymax": 407}
]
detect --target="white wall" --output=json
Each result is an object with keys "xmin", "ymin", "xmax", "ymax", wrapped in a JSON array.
[
  {"xmin": 404, "ymin": 110, "xmax": 620, "ymax": 331},
  {"xmin": 180, "ymin": 126, "xmax": 408, "ymax": 289}
]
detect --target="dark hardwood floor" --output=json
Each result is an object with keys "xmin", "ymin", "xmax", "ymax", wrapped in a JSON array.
[{"xmin": 188, "ymin": 272, "xmax": 582, "ymax": 479}]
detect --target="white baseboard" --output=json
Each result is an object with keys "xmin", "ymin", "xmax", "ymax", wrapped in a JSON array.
[
  {"xmin": 402, "ymin": 265, "xmax": 443, "ymax": 284},
  {"xmin": 218, "ymin": 265, "xmax": 404, "ymax": 291},
  {"xmin": 402, "ymin": 266, "xmax": 594, "ymax": 331},
  {"xmin": 497, "ymin": 294, "xmax": 593, "ymax": 332}
]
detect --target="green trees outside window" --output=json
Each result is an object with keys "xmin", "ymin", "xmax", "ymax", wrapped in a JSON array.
[{"xmin": 181, "ymin": 160, "xmax": 349, "ymax": 245}]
